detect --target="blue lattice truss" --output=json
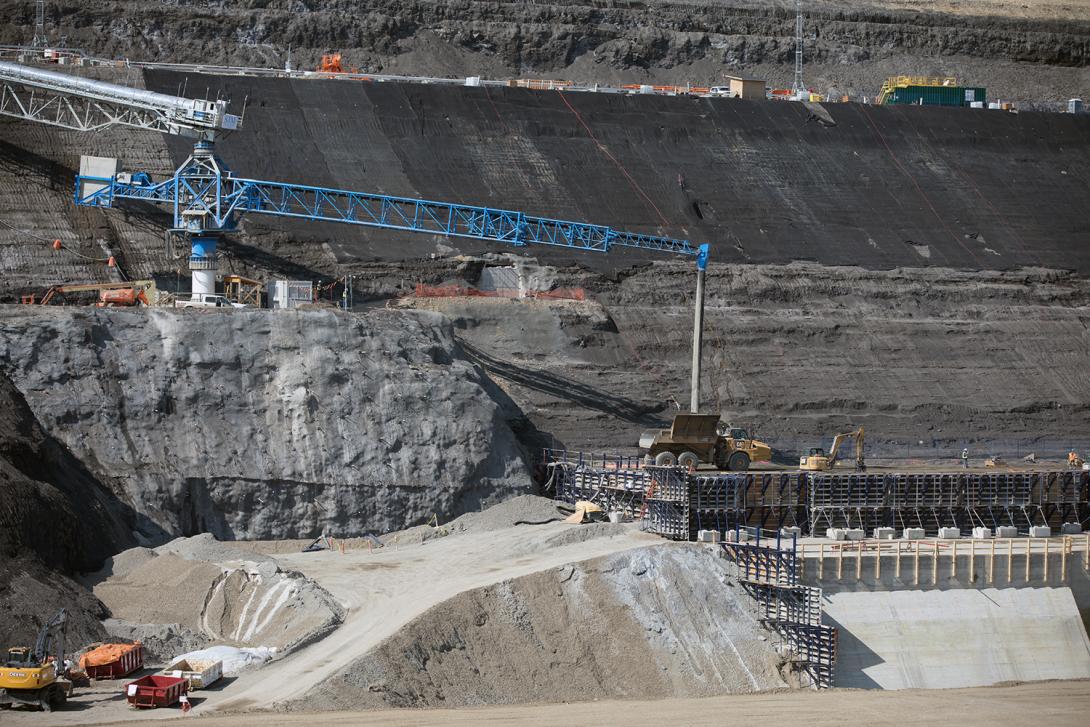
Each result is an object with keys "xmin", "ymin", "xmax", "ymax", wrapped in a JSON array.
[{"xmin": 74, "ymin": 151, "xmax": 710, "ymax": 268}]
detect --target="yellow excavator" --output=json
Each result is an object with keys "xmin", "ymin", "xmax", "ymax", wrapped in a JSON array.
[
  {"xmin": 800, "ymin": 427, "xmax": 866, "ymax": 471},
  {"xmin": 0, "ymin": 609, "xmax": 70, "ymax": 712}
]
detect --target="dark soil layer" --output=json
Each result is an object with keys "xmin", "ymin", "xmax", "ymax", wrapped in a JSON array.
[
  {"xmin": 0, "ymin": 1, "xmax": 1087, "ymax": 102},
  {"xmin": 0, "ymin": 372, "xmax": 135, "ymax": 647}
]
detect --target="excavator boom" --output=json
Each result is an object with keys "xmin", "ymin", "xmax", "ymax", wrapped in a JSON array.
[{"xmin": 800, "ymin": 427, "xmax": 865, "ymax": 471}]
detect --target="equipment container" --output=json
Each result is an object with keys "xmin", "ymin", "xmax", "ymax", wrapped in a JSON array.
[
  {"xmin": 161, "ymin": 658, "xmax": 223, "ymax": 689},
  {"xmin": 884, "ymin": 86, "xmax": 986, "ymax": 107},
  {"xmin": 125, "ymin": 675, "xmax": 188, "ymax": 708},
  {"xmin": 82, "ymin": 643, "xmax": 143, "ymax": 680}
]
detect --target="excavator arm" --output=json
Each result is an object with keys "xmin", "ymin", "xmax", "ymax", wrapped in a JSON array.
[
  {"xmin": 34, "ymin": 609, "xmax": 67, "ymax": 669},
  {"xmin": 827, "ymin": 427, "xmax": 865, "ymax": 470}
]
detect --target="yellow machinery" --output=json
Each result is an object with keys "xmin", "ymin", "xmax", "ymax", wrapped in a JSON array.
[
  {"xmin": 800, "ymin": 427, "xmax": 866, "ymax": 471},
  {"xmin": 640, "ymin": 413, "xmax": 773, "ymax": 471},
  {"xmin": 877, "ymin": 76, "xmax": 957, "ymax": 104},
  {"xmin": 0, "ymin": 609, "xmax": 70, "ymax": 712}
]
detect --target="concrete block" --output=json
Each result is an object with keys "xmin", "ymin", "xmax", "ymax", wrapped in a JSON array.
[
  {"xmin": 872, "ymin": 527, "xmax": 895, "ymax": 540},
  {"xmin": 972, "ymin": 527, "xmax": 992, "ymax": 539},
  {"xmin": 1029, "ymin": 526, "xmax": 1051, "ymax": 538},
  {"xmin": 696, "ymin": 529, "xmax": 720, "ymax": 543},
  {"xmin": 1060, "ymin": 523, "xmax": 1083, "ymax": 535},
  {"xmin": 902, "ymin": 528, "xmax": 925, "ymax": 540},
  {"xmin": 825, "ymin": 528, "xmax": 846, "ymax": 541},
  {"xmin": 844, "ymin": 528, "xmax": 865, "ymax": 541},
  {"xmin": 725, "ymin": 529, "xmax": 750, "ymax": 543},
  {"xmin": 995, "ymin": 526, "xmax": 1019, "ymax": 538},
  {"xmin": 780, "ymin": 526, "xmax": 802, "ymax": 539},
  {"xmin": 938, "ymin": 527, "xmax": 961, "ymax": 539}
]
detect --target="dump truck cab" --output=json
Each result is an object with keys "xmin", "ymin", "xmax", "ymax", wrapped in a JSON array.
[{"xmin": 640, "ymin": 413, "xmax": 772, "ymax": 471}]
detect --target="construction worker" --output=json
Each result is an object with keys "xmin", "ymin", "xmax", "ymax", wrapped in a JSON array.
[
  {"xmin": 961, "ymin": 447, "xmax": 969, "ymax": 469},
  {"xmin": 1070, "ymin": 451, "xmax": 1084, "ymax": 468}
]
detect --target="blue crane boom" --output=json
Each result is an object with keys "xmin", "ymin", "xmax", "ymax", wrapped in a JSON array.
[
  {"xmin": 0, "ymin": 55, "xmax": 713, "ymax": 411},
  {"xmin": 73, "ymin": 142, "xmax": 709, "ymax": 268}
]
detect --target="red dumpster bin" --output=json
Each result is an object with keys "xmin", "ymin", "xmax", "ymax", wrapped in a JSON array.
[
  {"xmin": 125, "ymin": 674, "xmax": 188, "ymax": 708},
  {"xmin": 81, "ymin": 643, "xmax": 144, "ymax": 679}
]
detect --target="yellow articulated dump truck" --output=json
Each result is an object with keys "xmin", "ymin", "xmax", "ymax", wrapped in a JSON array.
[{"xmin": 640, "ymin": 413, "xmax": 772, "ymax": 471}]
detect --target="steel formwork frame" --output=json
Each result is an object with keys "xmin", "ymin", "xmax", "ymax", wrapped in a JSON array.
[
  {"xmin": 545, "ymin": 455, "xmax": 1089, "ymax": 538},
  {"xmin": 550, "ymin": 462, "xmax": 689, "ymax": 538},
  {"xmin": 720, "ymin": 533, "xmax": 837, "ymax": 689},
  {"xmin": 806, "ymin": 471, "xmax": 1089, "ymax": 536}
]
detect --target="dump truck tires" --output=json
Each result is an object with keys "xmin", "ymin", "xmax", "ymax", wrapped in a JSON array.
[
  {"xmin": 677, "ymin": 451, "xmax": 700, "ymax": 470},
  {"xmin": 727, "ymin": 452, "xmax": 750, "ymax": 471},
  {"xmin": 654, "ymin": 451, "xmax": 677, "ymax": 466}
]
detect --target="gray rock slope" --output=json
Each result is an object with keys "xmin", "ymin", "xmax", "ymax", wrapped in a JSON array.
[
  {"xmin": 0, "ymin": 306, "xmax": 531, "ymax": 540},
  {"xmin": 298, "ymin": 544, "xmax": 788, "ymax": 710}
]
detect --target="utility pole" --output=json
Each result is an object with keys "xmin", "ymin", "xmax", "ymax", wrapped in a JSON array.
[
  {"xmin": 32, "ymin": 0, "xmax": 46, "ymax": 47},
  {"xmin": 792, "ymin": 0, "xmax": 805, "ymax": 98},
  {"xmin": 689, "ymin": 246, "xmax": 710, "ymax": 413}
]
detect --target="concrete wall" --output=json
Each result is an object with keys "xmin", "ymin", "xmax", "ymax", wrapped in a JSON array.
[
  {"xmin": 801, "ymin": 540, "xmax": 1090, "ymax": 689},
  {"xmin": 825, "ymin": 586, "xmax": 1090, "ymax": 689}
]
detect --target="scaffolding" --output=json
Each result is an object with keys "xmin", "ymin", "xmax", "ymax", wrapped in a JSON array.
[
  {"xmin": 807, "ymin": 471, "xmax": 1087, "ymax": 536},
  {"xmin": 546, "ymin": 452, "xmax": 1089, "ymax": 539},
  {"xmin": 721, "ymin": 532, "xmax": 837, "ymax": 688}
]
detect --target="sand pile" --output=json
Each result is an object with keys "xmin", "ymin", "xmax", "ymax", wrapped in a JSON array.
[
  {"xmin": 296, "ymin": 543, "xmax": 787, "ymax": 710},
  {"xmin": 93, "ymin": 535, "xmax": 344, "ymax": 659},
  {"xmin": 381, "ymin": 495, "xmax": 567, "ymax": 547},
  {"xmin": 442, "ymin": 495, "xmax": 566, "ymax": 533}
]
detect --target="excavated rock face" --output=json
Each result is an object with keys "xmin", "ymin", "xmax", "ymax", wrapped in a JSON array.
[
  {"xmin": 0, "ymin": 1, "xmax": 1086, "ymax": 101},
  {"xmin": 296, "ymin": 544, "xmax": 788, "ymax": 710},
  {"xmin": 0, "ymin": 306, "xmax": 532, "ymax": 540},
  {"xmin": 416, "ymin": 263, "xmax": 1090, "ymax": 458},
  {"xmin": 0, "ymin": 371, "xmax": 135, "ymax": 647}
]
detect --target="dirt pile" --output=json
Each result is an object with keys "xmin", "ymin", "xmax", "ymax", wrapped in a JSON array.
[
  {"xmin": 441, "ymin": 494, "xmax": 567, "ymax": 533},
  {"xmin": 296, "ymin": 543, "xmax": 787, "ymax": 710},
  {"xmin": 0, "ymin": 306, "xmax": 533, "ymax": 540},
  {"xmin": 0, "ymin": 1, "xmax": 1086, "ymax": 102},
  {"xmin": 0, "ymin": 370, "xmax": 135, "ymax": 648},
  {"xmin": 92, "ymin": 534, "xmax": 344, "ymax": 661}
]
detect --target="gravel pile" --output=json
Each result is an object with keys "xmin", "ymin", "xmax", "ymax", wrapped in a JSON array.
[
  {"xmin": 442, "ymin": 495, "xmax": 565, "ymax": 534},
  {"xmin": 296, "ymin": 544, "xmax": 788, "ymax": 710}
]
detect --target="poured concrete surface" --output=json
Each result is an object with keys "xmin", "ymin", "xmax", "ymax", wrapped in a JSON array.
[{"xmin": 826, "ymin": 587, "xmax": 1090, "ymax": 689}]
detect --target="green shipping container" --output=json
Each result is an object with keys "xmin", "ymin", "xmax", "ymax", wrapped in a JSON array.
[{"xmin": 884, "ymin": 86, "xmax": 987, "ymax": 107}]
